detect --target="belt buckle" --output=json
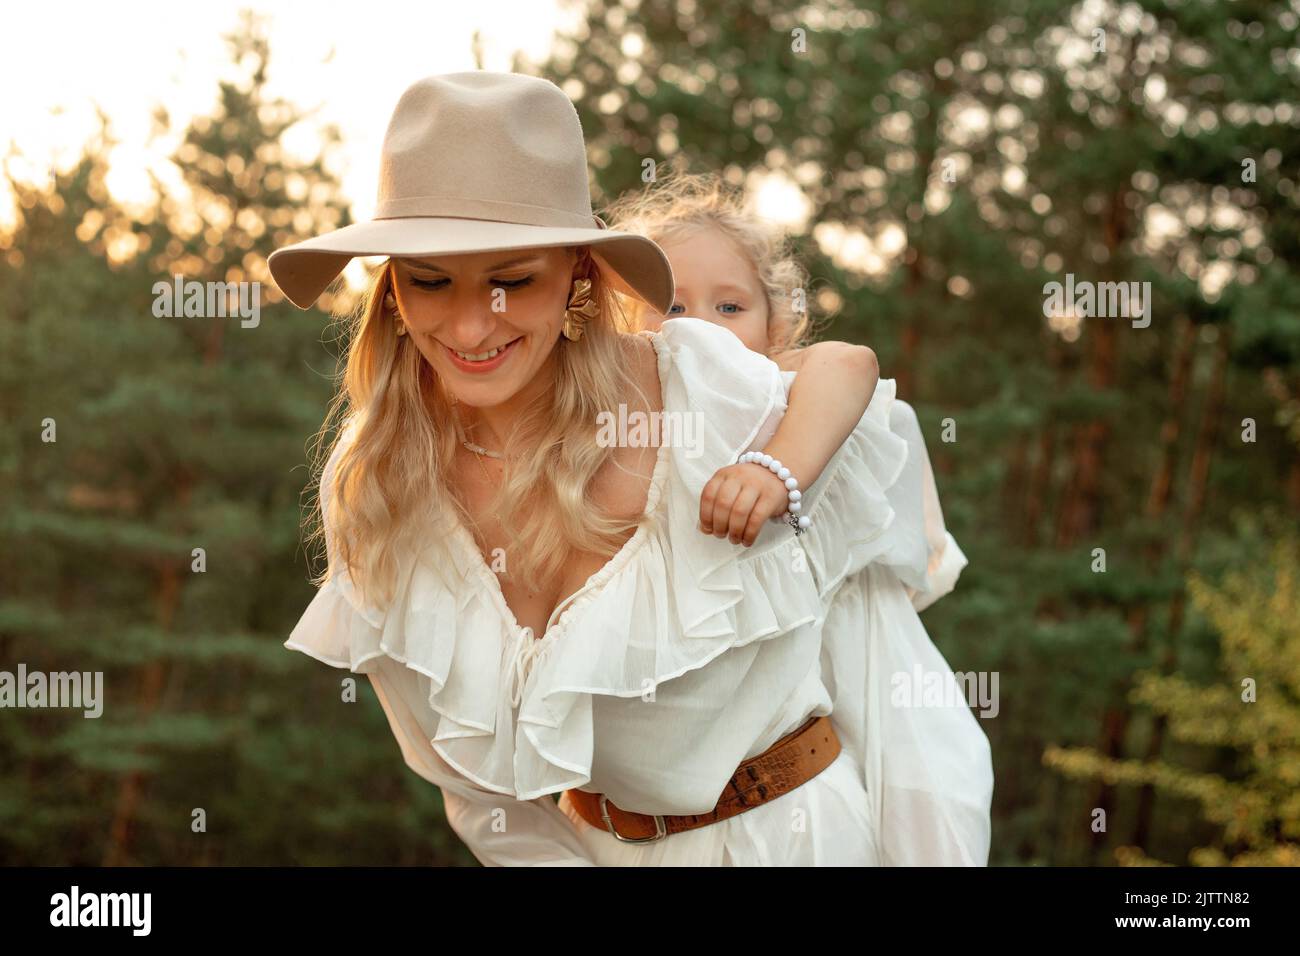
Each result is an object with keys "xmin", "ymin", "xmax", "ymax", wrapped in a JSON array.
[{"xmin": 598, "ymin": 794, "xmax": 667, "ymax": 844}]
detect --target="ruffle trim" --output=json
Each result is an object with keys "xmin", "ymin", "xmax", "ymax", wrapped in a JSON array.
[{"xmin": 285, "ymin": 317, "xmax": 923, "ymax": 801}]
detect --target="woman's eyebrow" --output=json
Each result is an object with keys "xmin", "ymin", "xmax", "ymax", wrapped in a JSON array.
[{"xmin": 405, "ymin": 254, "xmax": 545, "ymax": 274}]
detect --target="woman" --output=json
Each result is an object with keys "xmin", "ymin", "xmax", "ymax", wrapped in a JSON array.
[{"xmin": 271, "ymin": 71, "xmax": 992, "ymax": 866}]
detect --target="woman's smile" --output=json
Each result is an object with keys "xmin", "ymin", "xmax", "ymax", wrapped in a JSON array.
[{"xmin": 443, "ymin": 335, "xmax": 524, "ymax": 373}]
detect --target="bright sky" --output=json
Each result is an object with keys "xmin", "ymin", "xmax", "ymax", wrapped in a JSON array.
[
  {"xmin": 2, "ymin": 1, "xmax": 1247, "ymax": 307},
  {"xmin": 0, "ymin": 1, "xmax": 578, "ymax": 222},
  {"xmin": 0, "ymin": 0, "xmax": 878, "ymax": 281}
]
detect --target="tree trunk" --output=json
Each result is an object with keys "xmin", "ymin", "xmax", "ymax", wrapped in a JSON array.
[
  {"xmin": 1132, "ymin": 327, "xmax": 1231, "ymax": 847},
  {"xmin": 102, "ymin": 502, "xmax": 188, "ymax": 866},
  {"xmin": 102, "ymin": 313, "xmax": 221, "ymax": 865}
]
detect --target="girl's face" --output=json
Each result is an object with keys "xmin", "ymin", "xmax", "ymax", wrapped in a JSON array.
[
  {"xmin": 389, "ymin": 246, "xmax": 578, "ymax": 409},
  {"xmin": 647, "ymin": 225, "xmax": 770, "ymax": 354}
]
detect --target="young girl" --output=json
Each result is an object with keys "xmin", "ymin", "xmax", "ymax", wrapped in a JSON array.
[
  {"xmin": 610, "ymin": 177, "xmax": 883, "ymax": 551},
  {"xmin": 602, "ymin": 171, "xmax": 992, "ymax": 865},
  {"xmin": 606, "ymin": 171, "xmax": 966, "ymax": 606}
]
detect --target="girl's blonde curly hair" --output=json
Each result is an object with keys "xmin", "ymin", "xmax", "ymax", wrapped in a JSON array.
[{"xmin": 602, "ymin": 169, "xmax": 818, "ymax": 359}]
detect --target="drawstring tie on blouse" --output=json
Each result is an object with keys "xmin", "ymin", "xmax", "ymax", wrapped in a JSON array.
[{"xmin": 506, "ymin": 626, "xmax": 546, "ymax": 708}]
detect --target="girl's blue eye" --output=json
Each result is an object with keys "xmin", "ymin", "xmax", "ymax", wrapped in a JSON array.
[
  {"xmin": 667, "ymin": 303, "xmax": 686, "ymax": 315},
  {"xmin": 718, "ymin": 302, "xmax": 743, "ymax": 315}
]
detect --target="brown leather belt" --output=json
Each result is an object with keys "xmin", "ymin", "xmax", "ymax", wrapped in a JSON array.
[{"xmin": 563, "ymin": 714, "xmax": 840, "ymax": 844}]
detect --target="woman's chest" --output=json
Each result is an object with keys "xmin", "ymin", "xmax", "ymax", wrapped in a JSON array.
[
  {"xmin": 453, "ymin": 443, "xmax": 659, "ymax": 636},
  {"xmin": 494, "ymin": 557, "xmax": 610, "ymax": 637}
]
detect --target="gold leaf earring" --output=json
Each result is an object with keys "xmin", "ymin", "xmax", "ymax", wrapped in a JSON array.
[
  {"xmin": 385, "ymin": 290, "xmax": 406, "ymax": 336},
  {"xmin": 561, "ymin": 277, "xmax": 599, "ymax": 342}
]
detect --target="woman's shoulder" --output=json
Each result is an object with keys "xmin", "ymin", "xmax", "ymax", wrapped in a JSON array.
[
  {"xmin": 643, "ymin": 317, "xmax": 787, "ymax": 454},
  {"xmin": 620, "ymin": 327, "xmax": 664, "ymax": 410}
]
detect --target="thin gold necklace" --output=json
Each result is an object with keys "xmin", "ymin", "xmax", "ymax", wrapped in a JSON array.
[
  {"xmin": 452, "ymin": 403, "xmax": 505, "ymax": 459},
  {"xmin": 461, "ymin": 433, "xmax": 505, "ymax": 459},
  {"xmin": 456, "ymin": 425, "xmax": 501, "ymax": 583},
  {"xmin": 466, "ymin": 434, "xmax": 498, "ymax": 485}
]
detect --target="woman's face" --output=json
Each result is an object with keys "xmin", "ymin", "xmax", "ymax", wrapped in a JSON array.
[
  {"xmin": 644, "ymin": 225, "xmax": 770, "ymax": 354},
  {"xmin": 389, "ymin": 246, "xmax": 578, "ymax": 408}
]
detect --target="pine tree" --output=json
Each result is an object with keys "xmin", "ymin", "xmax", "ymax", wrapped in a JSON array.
[{"xmin": 1045, "ymin": 535, "xmax": 1300, "ymax": 866}]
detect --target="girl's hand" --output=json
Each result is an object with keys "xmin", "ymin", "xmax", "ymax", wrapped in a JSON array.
[{"xmin": 698, "ymin": 462, "xmax": 790, "ymax": 547}]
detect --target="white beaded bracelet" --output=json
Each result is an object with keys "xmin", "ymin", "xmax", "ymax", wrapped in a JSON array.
[{"xmin": 737, "ymin": 451, "xmax": 811, "ymax": 535}]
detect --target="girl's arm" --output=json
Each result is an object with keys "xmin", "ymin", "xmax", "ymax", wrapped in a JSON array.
[{"xmin": 699, "ymin": 341, "xmax": 879, "ymax": 546}]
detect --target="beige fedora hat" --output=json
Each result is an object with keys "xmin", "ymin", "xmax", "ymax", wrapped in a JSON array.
[{"xmin": 268, "ymin": 71, "xmax": 674, "ymax": 313}]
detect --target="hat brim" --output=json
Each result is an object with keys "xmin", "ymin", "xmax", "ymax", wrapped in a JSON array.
[{"xmin": 267, "ymin": 217, "xmax": 674, "ymax": 314}]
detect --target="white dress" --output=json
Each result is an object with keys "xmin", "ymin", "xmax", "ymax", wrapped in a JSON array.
[{"xmin": 285, "ymin": 317, "xmax": 994, "ymax": 866}]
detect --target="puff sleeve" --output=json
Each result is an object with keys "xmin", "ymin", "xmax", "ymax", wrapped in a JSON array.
[{"xmin": 885, "ymin": 398, "xmax": 968, "ymax": 612}]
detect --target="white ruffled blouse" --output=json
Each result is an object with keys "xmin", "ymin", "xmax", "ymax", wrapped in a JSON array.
[{"xmin": 286, "ymin": 317, "xmax": 994, "ymax": 866}]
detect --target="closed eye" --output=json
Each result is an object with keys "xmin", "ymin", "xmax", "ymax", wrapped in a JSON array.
[
  {"xmin": 409, "ymin": 275, "xmax": 535, "ymax": 291},
  {"xmin": 491, "ymin": 275, "xmax": 534, "ymax": 290}
]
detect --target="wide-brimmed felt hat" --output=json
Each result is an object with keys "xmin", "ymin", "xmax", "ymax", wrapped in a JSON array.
[{"xmin": 268, "ymin": 71, "xmax": 675, "ymax": 313}]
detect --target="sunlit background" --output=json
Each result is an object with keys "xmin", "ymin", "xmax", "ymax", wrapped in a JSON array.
[
  {"xmin": 0, "ymin": 0, "xmax": 829, "ymax": 290},
  {"xmin": 2, "ymin": 0, "xmax": 1298, "ymax": 868},
  {"xmin": 5, "ymin": 2, "xmax": 1290, "ymax": 305}
]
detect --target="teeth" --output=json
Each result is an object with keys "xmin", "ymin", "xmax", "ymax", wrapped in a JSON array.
[{"xmin": 454, "ymin": 342, "xmax": 508, "ymax": 361}]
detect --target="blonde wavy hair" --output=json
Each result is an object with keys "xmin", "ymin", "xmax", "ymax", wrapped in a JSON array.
[
  {"xmin": 602, "ymin": 169, "xmax": 818, "ymax": 358},
  {"xmin": 302, "ymin": 246, "xmax": 652, "ymax": 605}
]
